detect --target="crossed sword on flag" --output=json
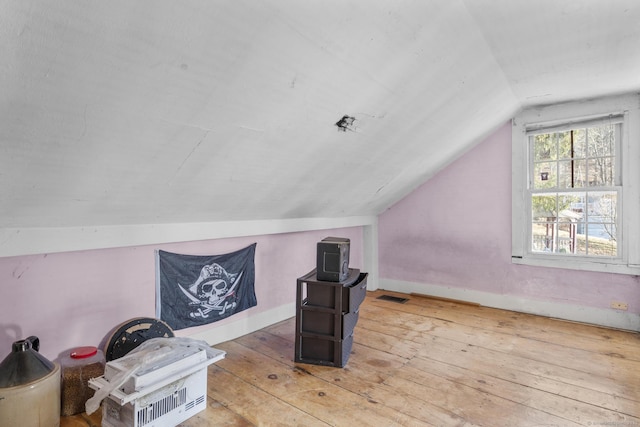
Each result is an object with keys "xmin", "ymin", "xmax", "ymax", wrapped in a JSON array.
[{"xmin": 178, "ymin": 271, "xmax": 243, "ymax": 319}]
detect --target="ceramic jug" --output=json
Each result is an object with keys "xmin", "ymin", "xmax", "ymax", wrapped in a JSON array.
[{"xmin": 0, "ymin": 336, "xmax": 60, "ymax": 427}]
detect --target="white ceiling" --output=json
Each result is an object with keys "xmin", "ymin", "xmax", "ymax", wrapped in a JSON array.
[{"xmin": 2, "ymin": 1, "xmax": 639, "ymax": 229}]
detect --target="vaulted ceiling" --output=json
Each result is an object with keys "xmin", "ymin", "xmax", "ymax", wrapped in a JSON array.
[{"xmin": 2, "ymin": 1, "xmax": 639, "ymax": 229}]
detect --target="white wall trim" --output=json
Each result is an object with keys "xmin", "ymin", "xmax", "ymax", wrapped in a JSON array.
[
  {"xmin": 380, "ymin": 278, "xmax": 640, "ymax": 332},
  {"xmin": 362, "ymin": 221, "xmax": 379, "ymax": 291},
  {"xmin": 182, "ymin": 302, "xmax": 296, "ymax": 345},
  {"xmin": 0, "ymin": 216, "xmax": 377, "ymax": 257}
]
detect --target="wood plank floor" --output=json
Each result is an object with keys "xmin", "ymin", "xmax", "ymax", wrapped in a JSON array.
[{"xmin": 62, "ymin": 290, "xmax": 640, "ymax": 426}]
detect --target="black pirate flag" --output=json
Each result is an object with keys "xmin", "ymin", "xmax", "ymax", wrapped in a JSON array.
[{"xmin": 155, "ymin": 244, "xmax": 257, "ymax": 330}]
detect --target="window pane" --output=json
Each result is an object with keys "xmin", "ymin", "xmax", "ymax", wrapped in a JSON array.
[
  {"xmin": 585, "ymin": 192, "xmax": 617, "ymax": 256},
  {"xmin": 533, "ymin": 162, "xmax": 556, "ymax": 189},
  {"xmin": 532, "ymin": 194, "xmax": 557, "ymax": 219},
  {"xmin": 531, "ymin": 193, "xmax": 581, "ymax": 254},
  {"xmin": 559, "ymin": 193, "xmax": 581, "ymax": 216},
  {"xmin": 587, "ymin": 125, "xmax": 615, "ymax": 157},
  {"xmin": 528, "ymin": 190, "xmax": 620, "ymax": 256},
  {"xmin": 573, "ymin": 129, "xmax": 586, "ymax": 158},
  {"xmin": 573, "ymin": 222, "xmax": 587, "ymax": 255},
  {"xmin": 586, "ymin": 224, "xmax": 617, "ymax": 256},
  {"xmin": 558, "ymin": 160, "xmax": 572, "ymax": 188},
  {"xmin": 599, "ymin": 239, "xmax": 617, "ymax": 257},
  {"xmin": 572, "ymin": 159, "xmax": 587, "ymax": 187},
  {"xmin": 532, "ymin": 222, "xmax": 554, "ymax": 252},
  {"xmin": 533, "ymin": 134, "xmax": 556, "ymax": 161},
  {"xmin": 587, "ymin": 192, "xmax": 617, "ymax": 223},
  {"xmin": 557, "ymin": 221, "xmax": 574, "ymax": 254},
  {"xmin": 587, "ymin": 157, "xmax": 614, "ymax": 186},
  {"xmin": 557, "ymin": 131, "xmax": 572, "ymax": 160}
]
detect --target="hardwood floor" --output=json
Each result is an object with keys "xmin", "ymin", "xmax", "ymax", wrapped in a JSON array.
[{"xmin": 62, "ymin": 290, "xmax": 640, "ymax": 426}]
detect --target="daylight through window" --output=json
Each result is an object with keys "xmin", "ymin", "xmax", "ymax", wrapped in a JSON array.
[
  {"xmin": 528, "ymin": 120, "xmax": 621, "ymax": 257},
  {"xmin": 513, "ymin": 94, "xmax": 640, "ymax": 275}
]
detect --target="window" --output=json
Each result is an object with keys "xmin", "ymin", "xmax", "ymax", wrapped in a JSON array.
[
  {"xmin": 512, "ymin": 94, "xmax": 640, "ymax": 274},
  {"xmin": 530, "ymin": 120, "xmax": 620, "ymax": 257}
]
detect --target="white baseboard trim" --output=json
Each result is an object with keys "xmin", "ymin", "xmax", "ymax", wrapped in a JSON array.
[
  {"xmin": 380, "ymin": 278, "xmax": 640, "ymax": 332},
  {"xmin": 183, "ymin": 302, "xmax": 296, "ymax": 345}
]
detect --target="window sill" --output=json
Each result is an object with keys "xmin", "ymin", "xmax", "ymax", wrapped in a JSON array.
[{"xmin": 511, "ymin": 255, "xmax": 640, "ymax": 275}]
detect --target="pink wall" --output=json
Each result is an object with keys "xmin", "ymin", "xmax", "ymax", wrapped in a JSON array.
[
  {"xmin": 0, "ymin": 228, "xmax": 363, "ymax": 361},
  {"xmin": 379, "ymin": 122, "xmax": 640, "ymax": 316}
]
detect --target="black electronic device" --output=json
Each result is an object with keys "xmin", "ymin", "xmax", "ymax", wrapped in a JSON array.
[{"xmin": 316, "ymin": 237, "xmax": 350, "ymax": 282}]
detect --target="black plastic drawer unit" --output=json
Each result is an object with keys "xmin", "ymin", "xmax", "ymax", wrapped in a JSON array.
[
  {"xmin": 300, "ymin": 310, "xmax": 359, "ymax": 338},
  {"xmin": 294, "ymin": 268, "xmax": 368, "ymax": 367},
  {"xmin": 299, "ymin": 334, "xmax": 354, "ymax": 369},
  {"xmin": 305, "ymin": 272, "xmax": 367, "ymax": 313}
]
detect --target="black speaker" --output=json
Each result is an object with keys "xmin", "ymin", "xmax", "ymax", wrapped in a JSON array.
[{"xmin": 316, "ymin": 237, "xmax": 350, "ymax": 282}]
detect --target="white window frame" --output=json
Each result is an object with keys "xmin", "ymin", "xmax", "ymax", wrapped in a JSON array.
[{"xmin": 512, "ymin": 93, "xmax": 640, "ymax": 275}]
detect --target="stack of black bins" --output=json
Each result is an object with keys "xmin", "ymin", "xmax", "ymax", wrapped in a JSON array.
[{"xmin": 295, "ymin": 268, "xmax": 368, "ymax": 367}]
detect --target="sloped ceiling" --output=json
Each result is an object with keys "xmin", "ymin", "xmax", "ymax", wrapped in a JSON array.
[{"xmin": 1, "ymin": 1, "xmax": 639, "ymax": 229}]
